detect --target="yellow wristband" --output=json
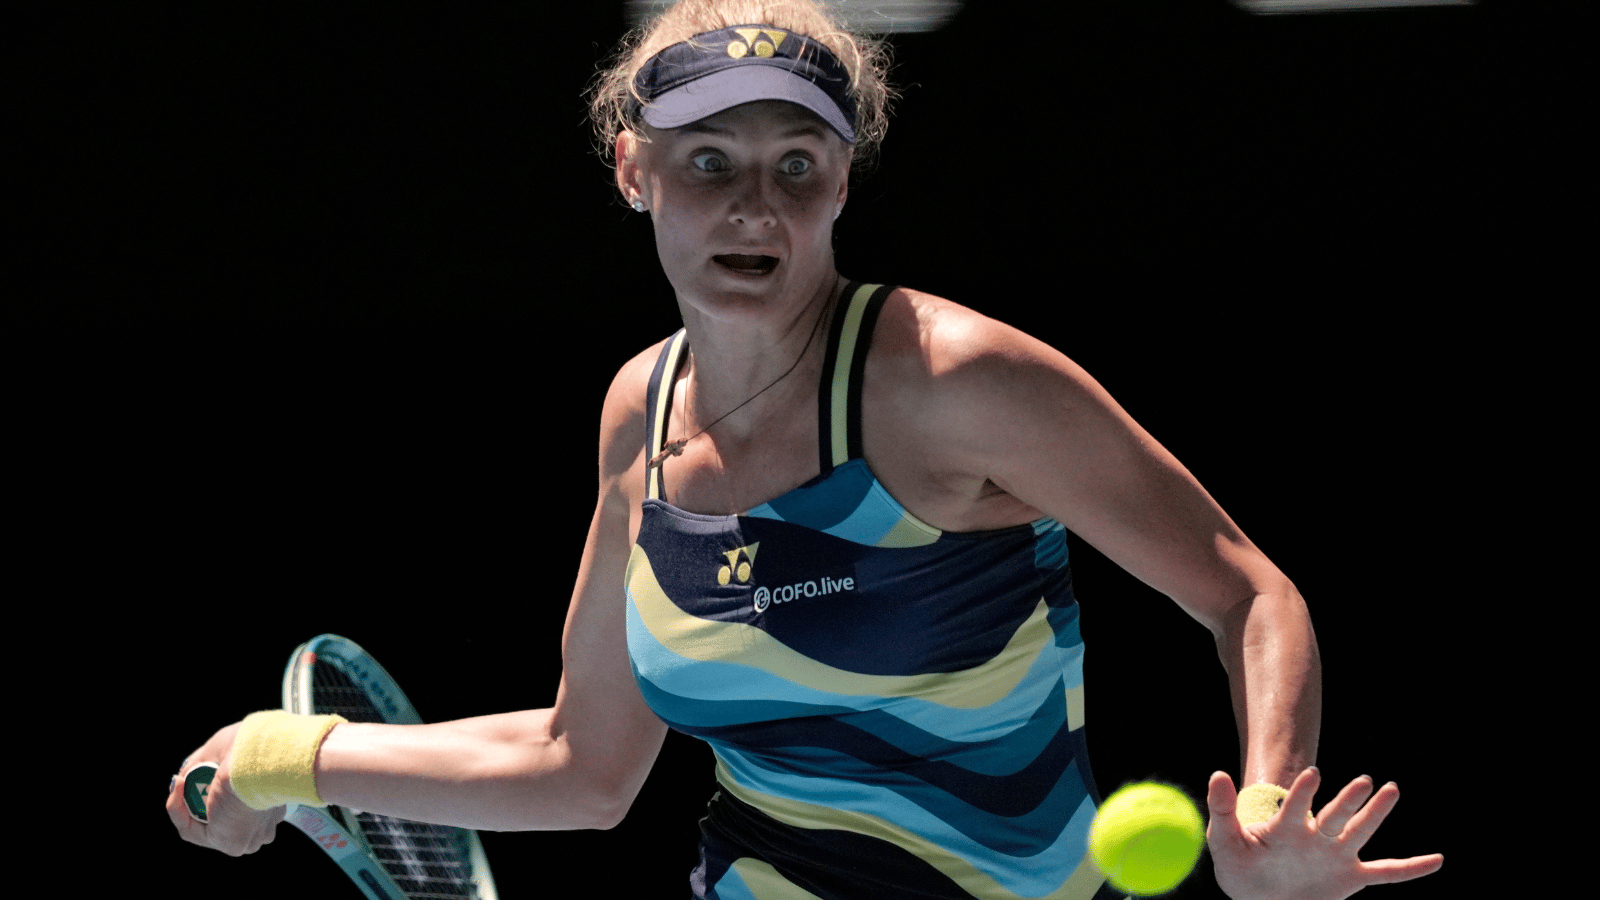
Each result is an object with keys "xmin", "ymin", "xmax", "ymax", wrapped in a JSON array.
[
  {"xmin": 229, "ymin": 710, "xmax": 346, "ymax": 810},
  {"xmin": 1236, "ymin": 782, "xmax": 1290, "ymax": 825}
]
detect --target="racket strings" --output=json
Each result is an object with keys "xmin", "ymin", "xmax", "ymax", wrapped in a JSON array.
[
  {"xmin": 307, "ymin": 661, "xmax": 484, "ymax": 900},
  {"xmin": 309, "ymin": 663, "xmax": 390, "ymax": 724},
  {"xmin": 358, "ymin": 814, "xmax": 480, "ymax": 899}
]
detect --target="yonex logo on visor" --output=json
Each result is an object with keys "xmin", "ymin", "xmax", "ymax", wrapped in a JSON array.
[
  {"xmin": 727, "ymin": 28, "xmax": 787, "ymax": 58},
  {"xmin": 631, "ymin": 25, "xmax": 857, "ymax": 144}
]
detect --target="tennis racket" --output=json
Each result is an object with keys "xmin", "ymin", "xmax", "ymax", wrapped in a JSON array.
[{"xmin": 184, "ymin": 634, "xmax": 498, "ymax": 900}]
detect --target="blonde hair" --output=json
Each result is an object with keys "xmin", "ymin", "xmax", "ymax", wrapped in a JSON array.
[{"xmin": 590, "ymin": 0, "xmax": 894, "ymax": 172}]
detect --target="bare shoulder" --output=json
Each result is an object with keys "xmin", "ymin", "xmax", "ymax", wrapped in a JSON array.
[
  {"xmin": 869, "ymin": 287, "xmax": 1083, "ymax": 385},
  {"xmin": 867, "ymin": 287, "xmax": 1106, "ymax": 445},
  {"xmin": 867, "ymin": 288, "xmax": 1286, "ymax": 620},
  {"xmin": 862, "ymin": 288, "xmax": 1108, "ymax": 530}
]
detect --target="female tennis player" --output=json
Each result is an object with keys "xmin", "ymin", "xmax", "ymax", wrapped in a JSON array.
[{"xmin": 169, "ymin": 2, "xmax": 1443, "ymax": 897}]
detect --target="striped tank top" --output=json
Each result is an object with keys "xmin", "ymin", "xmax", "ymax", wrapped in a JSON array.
[{"xmin": 625, "ymin": 283, "xmax": 1119, "ymax": 899}]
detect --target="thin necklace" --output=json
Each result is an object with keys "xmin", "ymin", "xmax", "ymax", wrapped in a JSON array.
[{"xmin": 648, "ymin": 284, "xmax": 837, "ymax": 469}]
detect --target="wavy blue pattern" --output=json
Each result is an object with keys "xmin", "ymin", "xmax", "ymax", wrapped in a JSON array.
[
  {"xmin": 749, "ymin": 459, "xmax": 941, "ymax": 548},
  {"xmin": 628, "ymin": 285, "xmax": 1106, "ymax": 898},
  {"xmin": 714, "ymin": 749, "xmax": 1099, "ymax": 898},
  {"xmin": 628, "ymin": 576, "xmax": 1078, "ymax": 746}
]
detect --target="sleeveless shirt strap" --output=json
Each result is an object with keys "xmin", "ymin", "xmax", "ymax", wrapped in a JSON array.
[
  {"xmin": 644, "ymin": 330, "xmax": 689, "ymax": 500},
  {"xmin": 817, "ymin": 283, "xmax": 894, "ymax": 475}
]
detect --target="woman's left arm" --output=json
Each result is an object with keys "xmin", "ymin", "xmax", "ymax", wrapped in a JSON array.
[
  {"xmin": 1217, "ymin": 578, "xmax": 1321, "ymax": 791},
  {"xmin": 918, "ymin": 304, "xmax": 1441, "ymax": 899}
]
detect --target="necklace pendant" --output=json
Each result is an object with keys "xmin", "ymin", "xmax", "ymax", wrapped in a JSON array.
[{"xmin": 648, "ymin": 439, "xmax": 687, "ymax": 468}]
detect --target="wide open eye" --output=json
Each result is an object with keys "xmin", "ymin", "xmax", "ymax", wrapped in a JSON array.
[
  {"xmin": 780, "ymin": 156, "xmax": 812, "ymax": 177},
  {"xmin": 692, "ymin": 152, "xmax": 729, "ymax": 173}
]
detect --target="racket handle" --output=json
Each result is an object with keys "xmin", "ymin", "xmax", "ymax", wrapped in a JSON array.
[
  {"xmin": 183, "ymin": 762, "xmax": 219, "ymax": 822},
  {"xmin": 183, "ymin": 761, "xmax": 300, "ymax": 822}
]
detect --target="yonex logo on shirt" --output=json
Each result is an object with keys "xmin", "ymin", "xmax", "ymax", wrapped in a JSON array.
[
  {"xmin": 718, "ymin": 544, "xmax": 758, "ymax": 586},
  {"xmin": 718, "ymin": 542, "xmax": 857, "ymax": 613}
]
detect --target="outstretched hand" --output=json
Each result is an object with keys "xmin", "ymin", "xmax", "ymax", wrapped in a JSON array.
[{"xmin": 1206, "ymin": 768, "xmax": 1443, "ymax": 900}]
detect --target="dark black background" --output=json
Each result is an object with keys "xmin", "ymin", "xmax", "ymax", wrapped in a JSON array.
[{"xmin": 32, "ymin": 0, "xmax": 1565, "ymax": 895}]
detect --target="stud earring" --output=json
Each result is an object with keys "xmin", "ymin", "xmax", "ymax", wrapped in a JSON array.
[{"xmin": 632, "ymin": 199, "xmax": 647, "ymax": 213}]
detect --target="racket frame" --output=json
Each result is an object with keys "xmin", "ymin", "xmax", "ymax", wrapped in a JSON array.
[{"xmin": 280, "ymin": 634, "xmax": 498, "ymax": 900}]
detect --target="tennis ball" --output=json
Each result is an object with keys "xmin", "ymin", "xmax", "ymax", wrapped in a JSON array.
[{"xmin": 1089, "ymin": 782, "xmax": 1205, "ymax": 896}]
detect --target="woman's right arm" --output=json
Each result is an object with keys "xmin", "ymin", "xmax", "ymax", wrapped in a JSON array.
[
  {"xmin": 169, "ymin": 349, "xmax": 667, "ymax": 850},
  {"xmin": 309, "ymin": 472, "xmax": 666, "ymax": 832}
]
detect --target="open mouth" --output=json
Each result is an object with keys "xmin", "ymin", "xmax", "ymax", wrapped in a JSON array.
[{"xmin": 714, "ymin": 254, "xmax": 779, "ymax": 275}]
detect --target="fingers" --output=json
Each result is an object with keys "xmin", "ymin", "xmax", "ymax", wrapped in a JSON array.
[
  {"xmin": 1360, "ymin": 852, "xmax": 1446, "ymax": 884},
  {"xmin": 169, "ymin": 723, "xmax": 261, "ymax": 855},
  {"xmin": 1346, "ymin": 783, "xmax": 1444, "ymax": 888},
  {"xmin": 1341, "ymin": 779, "xmax": 1402, "ymax": 849},
  {"xmin": 1312, "ymin": 774, "xmax": 1375, "ymax": 840},
  {"xmin": 166, "ymin": 760, "xmax": 211, "ymax": 845},
  {"xmin": 199, "ymin": 770, "xmax": 284, "ymax": 856},
  {"xmin": 1320, "ymin": 777, "xmax": 1446, "ymax": 889},
  {"xmin": 167, "ymin": 752, "xmax": 283, "ymax": 856},
  {"xmin": 1280, "ymin": 765, "xmax": 1321, "ymax": 825},
  {"xmin": 1204, "ymin": 764, "xmax": 1445, "ymax": 895},
  {"xmin": 1206, "ymin": 770, "xmax": 1256, "ymax": 857},
  {"xmin": 1206, "ymin": 769, "xmax": 1240, "ymax": 817}
]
